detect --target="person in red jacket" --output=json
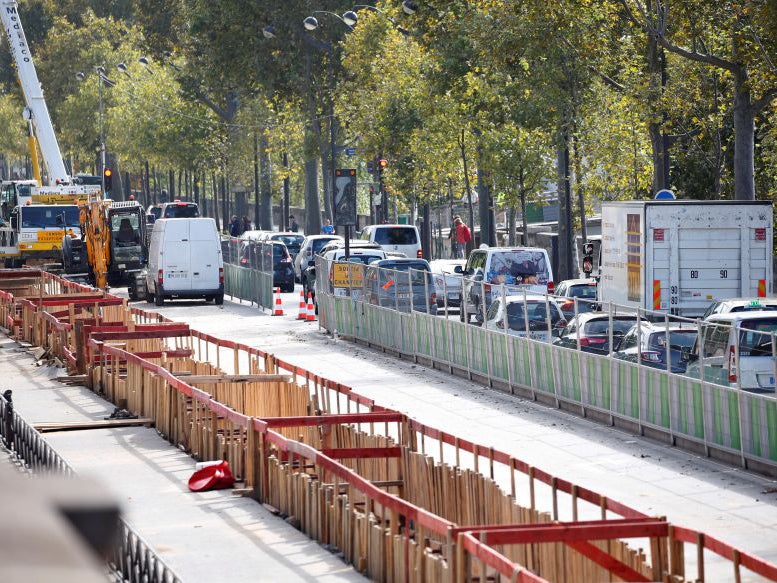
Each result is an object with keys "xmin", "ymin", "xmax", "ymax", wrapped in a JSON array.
[{"xmin": 453, "ymin": 216, "xmax": 471, "ymax": 258}]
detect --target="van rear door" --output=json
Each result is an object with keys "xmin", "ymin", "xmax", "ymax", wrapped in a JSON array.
[
  {"xmin": 162, "ymin": 220, "xmax": 192, "ymax": 291},
  {"xmin": 190, "ymin": 219, "xmax": 220, "ymax": 291}
]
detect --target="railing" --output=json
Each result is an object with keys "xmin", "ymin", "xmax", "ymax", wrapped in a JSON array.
[
  {"xmin": 316, "ymin": 257, "xmax": 777, "ymax": 476},
  {"xmin": 3, "ymin": 268, "xmax": 777, "ymax": 581},
  {"xmin": 0, "ymin": 391, "xmax": 181, "ymax": 583},
  {"xmin": 222, "ymin": 237, "xmax": 275, "ymax": 309}
]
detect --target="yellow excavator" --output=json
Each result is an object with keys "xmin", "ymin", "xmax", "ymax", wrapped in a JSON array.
[{"xmin": 62, "ymin": 195, "xmax": 148, "ymax": 298}]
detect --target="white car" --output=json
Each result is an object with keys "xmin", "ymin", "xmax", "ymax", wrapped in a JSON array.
[
  {"xmin": 483, "ymin": 294, "xmax": 566, "ymax": 342},
  {"xmin": 429, "ymin": 259, "xmax": 465, "ymax": 308},
  {"xmin": 553, "ymin": 278, "xmax": 599, "ymax": 318},
  {"xmin": 359, "ymin": 224, "xmax": 422, "ymax": 259},
  {"xmin": 294, "ymin": 234, "xmax": 343, "ymax": 282},
  {"xmin": 685, "ymin": 311, "xmax": 777, "ymax": 393},
  {"xmin": 702, "ymin": 297, "xmax": 777, "ymax": 320}
]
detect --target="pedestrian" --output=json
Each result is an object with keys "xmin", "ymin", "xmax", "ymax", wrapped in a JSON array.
[
  {"xmin": 242, "ymin": 216, "xmax": 251, "ymax": 233},
  {"xmin": 289, "ymin": 215, "xmax": 299, "ymax": 233},
  {"xmin": 449, "ymin": 215, "xmax": 460, "ymax": 259},
  {"xmin": 453, "ymin": 217, "xmax": 471, "ymax": 259},
  {"xmin": 321, "ymin": 218, "xmax": 334, "ymax": 235},
  {"xmin": 229, "ymin": 215, "xmax": 241, "ymax": 238}
]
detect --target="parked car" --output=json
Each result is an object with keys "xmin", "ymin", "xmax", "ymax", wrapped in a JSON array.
[
  {"xmin": 303, "ymin": 247, "xmax": 387, "ymax": 302},
  {"xmin": 553, "ymin": 278, "xmax": 599, "ymax": 319},
  {"xmin": 294, "ymin": 235, "xmax": 343, "ymax": 282},
  {"xmin": 265, "ymin": 241, "xmax": 295, "ymax": 293},
  {"xmin": 702, "ymin": 297, "xmax": 777, "ymax": 320},
  {"xmin": 457, "ymin": 246, "xmax": 554, "ymax": 324},
  {"xmin": 264, "ymin": 232, "xmax": 304, "ymax": 261},
  {"xmin": 483, "ymin": 295, "xmax": 565, "ymax": 342},
  {"xmin": 318, "ymin": 239, "xmax": 383, "ymax": 257},
  {"xmin": 685, "ymin": 312, "xmax": 777, "ymax": 393},
  {"xmin": 146, "ymin": 204, "xmax": 162, "ymax": 224},
  {"xmin": 240, "ymin": 229, "xmax": 270, "ymax": 242},
  {"xmin": 429, "ymin": 259, "xmax": 465, "ymax": 309},
  {"xmin": 363, "ymin": 258, "xmax": 437, "ymax": 314},
  {"xmin": 359, "ymin": 224, "xmax": 422, "ymax": 259},
  {"xmin": 613, "ymin": 322, "xmax": 698, "ymax": 373},
  {"xmin": 553, "ymin": 312, "xmax": 645, "ymax": 355}
]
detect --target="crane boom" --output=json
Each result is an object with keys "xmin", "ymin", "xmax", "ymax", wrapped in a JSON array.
[{"xmin": 0, "ymin": 0, "xmax": 69, "ymax": 185}]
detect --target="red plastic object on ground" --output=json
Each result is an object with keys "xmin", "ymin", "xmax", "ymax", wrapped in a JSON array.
[{"xmin": 187, "ymin": 460, "xmax": 235, "ymax": 492}]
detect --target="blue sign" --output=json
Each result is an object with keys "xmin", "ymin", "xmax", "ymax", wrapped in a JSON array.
[
  {"xmin": 345, "ymin": 147, "xmax": 356, "ymax": 157},
  {"xmin": 654, "ymin": 189, "xmax": 676, "ymax": 200}
]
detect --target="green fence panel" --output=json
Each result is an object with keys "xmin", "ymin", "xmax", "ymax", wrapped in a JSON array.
[
  {"xmin": 487, "ymin": 331, "xmax": 510, "ymax": 382},
  {"xmin": 640, "ymin": 366, "xmax": 670, "ymax": 430},
  {"xmin": 531, "ymin": 341, "xmax": 555, "ymax": 396},
  {"xmin": 554, "ymin": 346, "xmax": 582, "ymax": 402}
]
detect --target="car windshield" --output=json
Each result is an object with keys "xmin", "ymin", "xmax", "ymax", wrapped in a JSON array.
[
  {"xmin": 149, "ymin": 207, "xmax": 162, "ymax": 220},
  {"xmin": 341, "ymin": 254, "xmax": 383, "ymax": 265},
  {"xmin": 487, "ymin": 250, "xmax": 549, "ymax": 285},
  {"xmin": 312, "ymin": 238, "xmax": 337, "ymax": 253},
  {"xmin": 505, "ymin": 301, "xmax": 563, "ymax": 326},
  {"xmin": 273, "ymin": 235, "xmax": 303, "ymax": 250},
  {"xmin": 21, "ymin": 205, "xmax": 80, "ymax": 228},
  {"xmin": 568, "ymin": 284, "xmax": 598, "ymax": 299},
  {"xmin": 374, "ymin": 227, "xmax": 418, "ymax": 245},
  {"xmin": 272, "ymin": 245, "xmax": 288, "ymax": 260},
  {"xmin": 163, "ymin": 204, "xmax": 199, "ymax": 218},
  {"xmin": 584, "ymin": 317, "xmax": 638, "ymax": 336},
  {"xmin": 730, "ymin": 305, "xmax": 777, "ymax": 313},
  {"xmin": 739, "ymin": 319, "xmax": 777, "ymax": 353},
  {"xmin": 380, "ymin": 263, "xmax": 431, "ymax": 286},
  {"xmin": 650, "ymin": 330, "xmax": 698, "ymax": 349},
  {"xmin": 110, "ymin": 213, "xmax": 141, "ymax": 249}
]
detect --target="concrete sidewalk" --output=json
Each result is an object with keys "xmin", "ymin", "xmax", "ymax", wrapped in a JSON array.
[{"xmin": 0, "ymin": 338, "xmax": 364, "ymax": 583}]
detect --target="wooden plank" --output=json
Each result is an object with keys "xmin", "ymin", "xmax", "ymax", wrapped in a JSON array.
[
  {"xmin": 177, "ymin": 374, "xmax": 292, "ymax": 384},
  {"xmin": 34, "ymin": 418, "xmax": 153, "ymax": 433}
]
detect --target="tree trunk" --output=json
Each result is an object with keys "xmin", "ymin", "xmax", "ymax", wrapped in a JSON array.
[
  {"xmin": 253, "ymin": 131, "xmax": 261, "ymax": 229},
  {"xmin": 646, "ymin": 24, "xmax": 669, "ymax": 194},
  {"xmin": 572, "ymin": 132, "xmax": 587, "ymax": 243},
  {"xmin": 282, "ymin": 152, "xmax": 290, "ymax": 232},
  {"xmin": 520, "ymin": 173, "xmax": 528, "ymax": 246},
  {"xmin": 556, "ymin": 128, "xmax": 574, "ymax": 281},
  {"xmin": 193, "ymin": 172, "xmax": 200, "ymax": 207},
  {"xmin": 476, "ymin": 142, "xmax": 494, "ymax": 247},
  {"xmin": 211, "ymin": 172, "xmax": 219, "ymax": 229},
  {"xmin": 144, "ymin": 160, "xmax": 151, "ymax": 205},
  {"xmin": 259, "ymin": 129, "xmax": 273, "ymax": 230},
  {"xmin": 508, "ymin": 206, "xmax": 516, "ymax": 246},
  {"xmin": 459, "ymin": 130, "xmax": 476, "ymax": 255},
  {"xmin": 220, "ymin": 173, "xmax": 228, "ymax": 233},
  {"xmin": 305, "ymin": 157, "xmax": 321, "ymax": 235},
  {"xmin": 733, "ymin": 75, "xmax": 756, "ymax": 200},
  {"xmin": 321, "ymin": 148, "xmax": 333, "ymax": 224}
]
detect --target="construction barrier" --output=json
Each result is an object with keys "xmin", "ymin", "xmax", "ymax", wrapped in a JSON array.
[
  {"xmin": 222, "ymin": 239, "xmax": 276, "ymax": 311},
  {"xmin": 318, "ymin": 288, "xmax": 777, "ymax": 476},
  {"xmin": 1, "ymin": 268, "xmax": 776, "ymax": 582}
]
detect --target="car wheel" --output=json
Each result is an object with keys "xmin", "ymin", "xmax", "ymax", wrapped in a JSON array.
[
  {"xmin": 283, "ymin": 284, "xmax": 294, "ymax": 293},
  {"xmin": 154, "ymin": 292, "xmax": 164, "ymax": 307},
  {"xmin": 205, "ymin": 295, "xmax": 214, "ymax": 302}
]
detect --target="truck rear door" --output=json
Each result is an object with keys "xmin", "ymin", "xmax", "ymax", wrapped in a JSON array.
[
  {"xmin": 162, "ymin": 220, "xmax": 191, "ymax": 291},
  {"xmin": 676, "ymin": 228, "xmax": 741, "ymax": 313},
  {"xmin": 190, "ymin": 220, "xmax": 219, "ymax": 291}
]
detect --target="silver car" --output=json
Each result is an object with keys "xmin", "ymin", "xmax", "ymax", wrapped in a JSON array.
[{"xmin": 429, "ymin": 259, "xmax": 465, "ymax": 309}]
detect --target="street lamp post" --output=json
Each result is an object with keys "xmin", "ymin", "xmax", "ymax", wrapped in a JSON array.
[{"xmin": 76, "ymin": 66, "xmax": 115, "ymax": 191}]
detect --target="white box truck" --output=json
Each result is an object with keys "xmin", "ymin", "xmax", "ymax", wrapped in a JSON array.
[{"xmin": 599, "ymin": 200, "xmax": 773, "ymax": 317}]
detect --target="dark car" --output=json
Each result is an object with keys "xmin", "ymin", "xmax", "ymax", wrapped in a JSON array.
[
  {"xmin": 553, "ymin": 312, "xmax": 645, "ymax": 355},
  {"xmin": 267, "ymin": 232, "xmax": 304, "ymax": 261},
  {"xmin": 160, "ymin": 201, "xmax": 200, "ymax": 218},
  {"xmin": 614, "ymin": 322, "xmax": 698, "ymax": 373},
  {"xmin": 364, "ymin": 258, "xmax": 437, "ymax": 315},
  {"xmin": 241, "ymin": 240, "xmax": 294, "ymax": 292}
]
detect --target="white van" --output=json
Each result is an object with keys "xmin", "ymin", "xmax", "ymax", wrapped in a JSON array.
[
  {"xmin": 146, "ymin": 218, "xmax": 224, "ymax": 306},
  {"xmin": 360, "ymin": 224, "xmax": 422, "ymax": 259},
  {"xmin": 685, "ymin": 311, "xmax": 777, "ymax": 393}
]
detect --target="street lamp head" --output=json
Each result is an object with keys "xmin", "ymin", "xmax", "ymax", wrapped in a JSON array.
[
  {"xmin": 138, "ymin": 56, "xmax": 150, "ymax": 66},
  {"xmin": 162, "ymin": 51, "xmax": 172, "ymax": 60},
  {"xmin": 117, "ymin": 62, "xmax": 128, "ymax": 73},
  {"xmin": 75, "ymin": 71, "xmax": 85, "ymax": 82},
  {"xmin": 95, "ymin": 65, "xmax": 106, "ymax": 76},
  {"xmin": 303, "ymin": 16, "xmax": 319, "ymax": 31},
  {"xmin": 342, "ymin": 11, "xmax": 358, "ymax": 27},
  {"xmin": 262, "ymin": 25, "xmax": 276, "ymax": 39},
  {"xmin": 402, "ymin": 0, "xmax": 418, "ymax": 15}
]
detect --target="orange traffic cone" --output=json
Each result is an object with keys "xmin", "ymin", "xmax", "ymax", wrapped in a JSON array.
[
  {"xmin": 306, "ymin": 292, "xmax": 316, "ymax": 322},
  {"xmin": 272, "ymin": 287, "xmax": 284, "ymax": 316},
  {"xmin": 297, "ymin": 290, "xmax": 307, "ymax": 320}
]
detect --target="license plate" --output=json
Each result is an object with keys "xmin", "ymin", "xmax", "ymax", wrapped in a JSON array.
[
  {"xmin": 449, "ymin": 293, "xmax": 460, "ymax": 300},
  {"xmin": 397, "ymin": 292, "xmax": 411, "ymax": 299},
  {"xmin": 118, "ymin": 264, "xmax": 126, "ymax": 269}
]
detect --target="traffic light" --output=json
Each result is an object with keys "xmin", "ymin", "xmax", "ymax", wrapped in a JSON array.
[
  {"xmin": 582, "ymin": 241, "xmax": 595, "ymax": 276},
  {"xmin": 378, "ymin": 158, "xmax": 388, "ymax": 173},
  {"xmin": 103, "ymin": 168, "xmax": 113, "ymax": 193}
]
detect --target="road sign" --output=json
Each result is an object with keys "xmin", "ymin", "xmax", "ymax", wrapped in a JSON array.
[
  {"xmin": 654, "ymin": 189, "xmax": 676, "ymax": 200},
  {"xmin": 334, "ymin": 168, "xmax": 357, "ymax": 226},
  {"xmin": 331, "ymin": 262, "xmax": 364, "ymax": 288},
  {"xmin": 345, "ymin": 147, "xmax": 356, "ymax": 157}
]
